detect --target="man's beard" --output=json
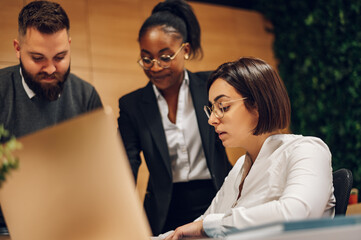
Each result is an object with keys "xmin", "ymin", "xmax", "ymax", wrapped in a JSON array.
[{"xmin": 20, "ymin": 60, "xmax": 70, "ymax": 101}]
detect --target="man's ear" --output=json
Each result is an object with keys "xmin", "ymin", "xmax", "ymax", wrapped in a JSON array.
[
  {"xmin": 13, "ymin": 39, "xmax": 21, "ymax": 59},
  {"xmin": 68, "ymin": 36, "xmax": 71, "ymax": 45}
]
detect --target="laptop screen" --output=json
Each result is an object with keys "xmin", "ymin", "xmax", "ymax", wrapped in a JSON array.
[{"xmin": 0, "ymin": 107, "xmax": 151, "ymax": 240}]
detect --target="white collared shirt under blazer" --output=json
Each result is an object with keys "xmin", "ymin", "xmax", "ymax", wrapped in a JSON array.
[
  {"xmin": 153, "ymin": 70, "xmax": 211, "ymax": 183},
  {"xmin": 200, "ymin": 134, "xmax": 335, "ymax": 238}
]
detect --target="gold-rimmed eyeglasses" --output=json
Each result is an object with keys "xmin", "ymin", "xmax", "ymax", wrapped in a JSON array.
[
  {"xmin": 204, "ymin": 98, "xmax": 247, "ymax": 119},
  {"xmin": 137, "ymin": 43, "xmax": 186, "ymax": 70}
]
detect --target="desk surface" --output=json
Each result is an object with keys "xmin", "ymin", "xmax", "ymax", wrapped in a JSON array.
[
  {"xmin": 1, "ymin": 209, "xmax": 361, "ymax": 240},
  {"xmin": 262, "ymin": 224, "xmax": 361, "ymax": 240},
  {"xmin": 1, "ymin": 224, "xmax": 361, "ymax": 240},
  {"xmin": 227, "ymin": 223, "xmax": 361, "ymax": 240}
]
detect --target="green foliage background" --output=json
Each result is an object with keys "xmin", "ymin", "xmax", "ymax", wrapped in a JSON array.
[
  {"xmin": 0, "ymin": 125, "xmax": 20, "ymax": 186},
  {"xmin": 255, "ymin": 0, "xmax": 361, "ymax": 193}
]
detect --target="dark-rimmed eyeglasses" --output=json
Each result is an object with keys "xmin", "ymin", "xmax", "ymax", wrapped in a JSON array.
[
  {"xmin": 204, "ymin": 98, "xmax": 247, "ymax": 119},
  {"xmin": 137, "ymin": 43, "xmax": 186, "ymax": 70}
]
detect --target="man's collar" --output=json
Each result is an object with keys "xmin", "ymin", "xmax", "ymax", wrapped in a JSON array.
[{"xmin": 20, "ymin": 67, "xmax": 36, "ymax": 99}]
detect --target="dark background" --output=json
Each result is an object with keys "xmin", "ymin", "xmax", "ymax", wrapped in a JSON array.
[{"xmin": 189, "ymin": 0, "xmax": 255, "ymax": 10}]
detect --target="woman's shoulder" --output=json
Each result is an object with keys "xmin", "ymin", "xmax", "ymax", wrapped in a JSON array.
[
  {"xmin": 286, "ymin": 134, "xmax": 328, "ymax": 148},
  {"xmin": 187, "ymin": 69, "xmax": 213, "ymax": 81},
  {"xmin": 118, "ymin": 82, "xmax": 152, "ymax": 103},
  {"xmin": 268, "ymin": 134, "xmax": 327, "ymax": 146},
  {"xmin": 273, "ymin": 134, "xmax": 331, "ymax": 157}
]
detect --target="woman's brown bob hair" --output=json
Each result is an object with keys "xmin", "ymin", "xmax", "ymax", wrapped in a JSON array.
[{"xmin": 207, "ymin": 57, "xmax": 291, "ymax": 135}]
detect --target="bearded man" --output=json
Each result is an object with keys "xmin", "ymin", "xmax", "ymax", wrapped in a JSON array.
[
  {"xmin": 0, "ymin": 0, "xmax": 103, "ymax": 139},
  {"xmin": 0, "ymin": 1, "xmax": 103, "ymax": 233}
]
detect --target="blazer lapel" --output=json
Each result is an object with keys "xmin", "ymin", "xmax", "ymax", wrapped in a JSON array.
[
  {"xmin": 139, "ymin": 83, "xmax": 172, "ymax": 177},
  {"xmin": 188, "ymin": 71, "xmax": 213, "ymax": 162}
]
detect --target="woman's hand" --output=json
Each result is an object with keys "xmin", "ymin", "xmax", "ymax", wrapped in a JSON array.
[{"xmin": 165, "ymin": 220, "xmax": 207, "ymax": 240}]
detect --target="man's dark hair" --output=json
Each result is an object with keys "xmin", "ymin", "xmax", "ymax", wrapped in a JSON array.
[{"xmin": 18, "ymin": 0, "xmax": 70, "ymax": 36}]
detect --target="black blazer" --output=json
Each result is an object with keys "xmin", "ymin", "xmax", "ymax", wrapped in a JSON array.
[{"xmin": 118, "ymin": 70, "xmax": 231, "ymax": 235}]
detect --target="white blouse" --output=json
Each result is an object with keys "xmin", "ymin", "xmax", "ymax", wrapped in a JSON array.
[
  {"xmin": 152, "ymin": 70, "xmax": 211, "ymax": 182},
  {"xmin": 201, "ymin": 134, "xmax": 335, "ymax": 238}
]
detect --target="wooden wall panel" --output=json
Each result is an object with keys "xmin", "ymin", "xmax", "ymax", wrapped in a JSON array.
[
  {"xmin": 0, "ymin": 0, "xmax": 275, "ymax": 200},
  {"xmin": 88, "ymin": 0, "xmax": 141, "ymax": 72},
  {"xmin": 92, "ymin": 71, "xmax": 148, "ymax": 119},
  {"xmin": 0, "ymin": 0, "xmax": 22, "ymax": 65},
  {"xmin": 60, "ymin": 0, "xmax": 92, "ymax": 72}
]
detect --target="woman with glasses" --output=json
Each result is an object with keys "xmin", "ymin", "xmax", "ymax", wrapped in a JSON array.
[
  {"xmin": 117, "ymin": 0, "xmax": 231, "ymax": 235},
  {"xmin": 164, "ymin": 57, "xmax": 335, "ymax": 240}
]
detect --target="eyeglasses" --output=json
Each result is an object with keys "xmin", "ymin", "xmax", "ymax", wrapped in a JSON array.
[
  {"xmin": 137, "ymin": 43, "xmax": 186, "ymax": 70},
  {"xmin": 204, "ymin": 98, "xmax": 247, "ymax": 119}
]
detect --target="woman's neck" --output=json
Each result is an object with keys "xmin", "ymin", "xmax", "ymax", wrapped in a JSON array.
[
  {"xmin": 159, "ymin": 73, "xmax": 184, "ymax": 124},
  {"xmin": 159, "ymin": 71, "xmax": 184, "ymax": 101},
  {"xmin": 247, "ymin": 131, "xmax": 282, "ymax": 163}
]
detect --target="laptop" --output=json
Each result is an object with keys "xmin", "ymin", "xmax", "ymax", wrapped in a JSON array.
[{"xmin": 0, "ymin": 107, "xmax": 151, "ymax": 240}]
